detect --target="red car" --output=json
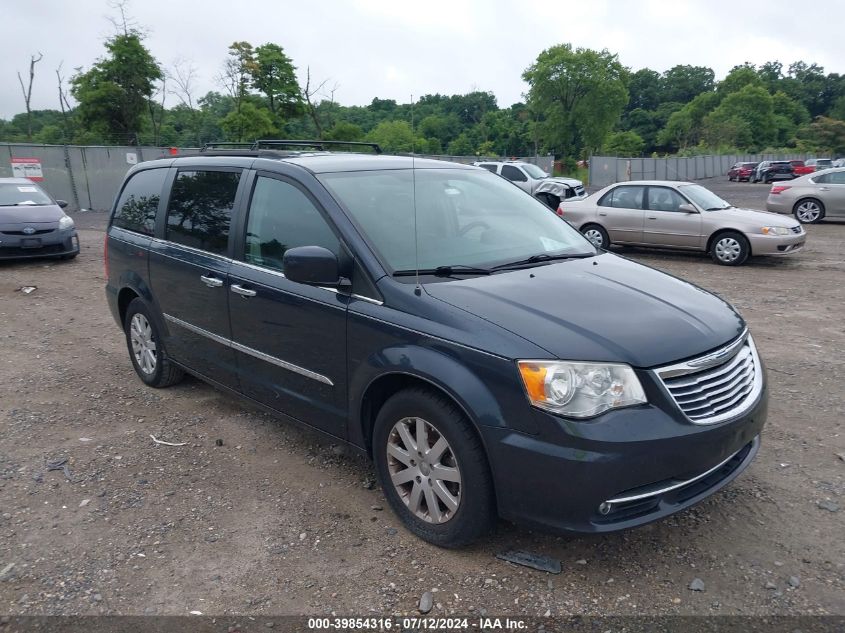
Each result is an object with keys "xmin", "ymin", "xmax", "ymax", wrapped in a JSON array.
[
  {"xmin": 728, "ymin": 162, "xmax": 758, "ymax": 182},
  {"xmin": 790, "ymin": 160, "xmax": 814, "ymax": 176}
]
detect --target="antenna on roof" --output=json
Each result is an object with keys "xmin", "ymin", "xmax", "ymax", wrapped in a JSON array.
[{"xmin": 411, "ymin": 93, "xmax": 421, "ymax": 296}]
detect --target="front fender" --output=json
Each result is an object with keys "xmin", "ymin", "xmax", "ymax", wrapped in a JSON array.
[{"xmin": 348, "ymin": 343, "xmax": 540, "ymax": 453}]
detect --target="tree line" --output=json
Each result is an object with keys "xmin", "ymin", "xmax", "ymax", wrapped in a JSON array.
[{"xmin": 4, "ymin": 16, "xmax": 845, "ymax": 161}]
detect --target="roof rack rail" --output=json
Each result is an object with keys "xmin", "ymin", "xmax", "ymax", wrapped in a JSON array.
[
  {"xmin": 200, "ymin": 142, "xmax": 256, "ymax": 152},
  {"xmin": 251, "ymin": 139, "xmax": 382, "ymax": 154}
]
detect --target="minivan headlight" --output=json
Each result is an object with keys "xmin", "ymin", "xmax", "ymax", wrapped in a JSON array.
[
  {"xmin": 59, "ymin": 215, "xmax": 74, "ymax": 230},
  {"xmin": 517, "ymin": 360, "xmax": 646, "ymax": 418}
]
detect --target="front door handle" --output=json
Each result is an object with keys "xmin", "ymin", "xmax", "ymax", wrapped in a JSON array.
[
  {"xmin": 200, "ymin": 274, "xmax": 223, "ymax": 288},
  {"xmin": 231, "ymin": 284, "xmax": 257, "ymax": 298},
  {"xmin": 819, "ymin": 187, "xmax": 829, "ymax": 191},
  {"xmin": 598, "ymin": 212, "xmax": 607, "ymax": 216},
  {"xmin": 647, "ymin": 216, "xmax": 658, "ymax": 220}
]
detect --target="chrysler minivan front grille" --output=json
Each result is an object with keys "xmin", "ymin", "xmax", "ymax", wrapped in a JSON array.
[{"xmin": 655, "ymin": 332, "xmax": 763, "ymax": 425}]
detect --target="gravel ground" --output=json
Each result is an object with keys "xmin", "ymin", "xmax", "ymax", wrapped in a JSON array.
[{"xmin": 0, "ymin": 179, "xmax": 843, "ymax": 618}]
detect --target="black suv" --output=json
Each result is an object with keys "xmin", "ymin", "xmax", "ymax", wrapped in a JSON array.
[
  {"xmin": 752, "ymin": 160, "xmax": 794, "ymax": 184},
  {"xmin": 105, "ymin": 141, "xmax": 767, "ymax": 547}
]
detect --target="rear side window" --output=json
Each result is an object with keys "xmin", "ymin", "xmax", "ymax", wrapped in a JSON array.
[
  {"xmin": 165, "ymin": 170, "xmax": 240, "ymax": 255},
  {"xmin": 598, "ymin": 185, "xmax": 645, "ymax": 209},
  {"xmin": 501, "ymin": 165, "xmax": 527, "ymax": 182},
  {"xmin": 477, "ymin": 164, "xmax": 498, "ymax": 173},
  {"xmin": 244, "ymin": 176, "xmax": 339, "ymax": 272},
  {"xmin": 112, "ymin": 168, "xmax": 167, "ymax": 235}
]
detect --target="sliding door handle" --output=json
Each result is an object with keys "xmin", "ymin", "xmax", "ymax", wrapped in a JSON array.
[{"xmin": 230, "ymin": 284, "xmax": 257, "ymax": 298}]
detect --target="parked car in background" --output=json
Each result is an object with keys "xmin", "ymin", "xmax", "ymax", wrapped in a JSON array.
[
  {"xmin": 728, "ymin": 162, "xmax": 758, "ymax": 182},
  {"xmin": 0, "ymin": 177, "xmax": 78, "ymax": 260},
  {"xmin": 805, "ymin": 158, "xmax": 833, "ymax": 172},
  {"xmin": 789, "ymin": 160, "xmax": 814, "ymax": 177},
  {"xmin": 765, "ymin": 167, "xmax": 845, "ymax": 223},
  {"xmin": 751, "ymin": 161, "xmax": 794, "ymax": 183},
  {"xmin": 105, "ymin": 145, "xmax": 767, "ymax": 546},
  {"xmin": 560, "ymin": 180, "xmax": 805, "ymax": 266},
  {"xmin": 473, "ymin": 160, "xmax": 586, "ymax": 208},
  {"xmin": 832, "ymin": 158, "xmax": 845, "ymax": 168}
]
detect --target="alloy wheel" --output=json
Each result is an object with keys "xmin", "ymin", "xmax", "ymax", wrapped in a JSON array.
[
  {"xmin": 795, "ymin": 201, "xmax": 821, "ymax": 223},
  {"xmin": 714, "ymin": 237, "xmax": 742, "ymax": 263},
  {"xmin": 386, "ymin": 417, "xmax": 462, "ymax": 524},
  {"xmin": 129, "ymin": 313, "xmax": 157, "ymax": 375}
]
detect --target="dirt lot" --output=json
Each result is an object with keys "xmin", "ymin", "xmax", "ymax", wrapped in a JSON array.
[{"xmin": 0, "ymin": 179, "xmax": 843, "ymax": 618}]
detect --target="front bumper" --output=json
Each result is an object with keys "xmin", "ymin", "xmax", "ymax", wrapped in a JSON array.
[
  {"xmin": 747, "ymin": 231, "xmax": 805, "ymax": 255},
  {"xmin": 483, "ymin": 375, "xmax": 767, "ymax": 534},
  {"xmin": 0, "ymin": 228, "xmax": 79, "ymax": 259}
]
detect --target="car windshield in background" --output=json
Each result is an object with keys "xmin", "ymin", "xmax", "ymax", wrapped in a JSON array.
[
  {"xmin": 522, "ymin": 164, "xmax": 548, "ymax": 179},
  {"xmin": 0, "ymin": 183, "xmax": 53, "ymax": 207},
  {"xmin": 319, "ymin": 168, "xmax": 595, "ymax": 273},
  {"xmin": 678, "ymin": 184, "xmax": 731, "ymax": 211}
]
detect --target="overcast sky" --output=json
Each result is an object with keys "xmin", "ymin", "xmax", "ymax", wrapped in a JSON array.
[{"xmin": 4, "ymin": 0, "xmax": 844, "ymax": 119}]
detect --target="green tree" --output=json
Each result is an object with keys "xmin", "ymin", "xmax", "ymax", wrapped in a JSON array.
[
  {"xmin": 365, "ymin": 120, "xmax": 420, "ymax": 153},
  {"xmin": 220, "ymin": 101, "xmax": 275, "ymax": 141},
  {"xmin": 704, "ymin": 84, "xmax": 775, "ymax": 148},
  {"xmin": 324, "ymin": 121, "xmax": 364, "ymax": 141},
  {"xmin": 660, "ymin": 65, "xmax": 715, "ymax": 104},
  {"xmin": 796, "ymin": 116, "xmax": 845, "ymax": 154},
  {"xmin": 523, "ymin": 44, "xmax": 628, "ymax": 156},
  {"xmin": 603, "ymin": 130, "xmax": 645, "ymax": 156},
  {"xmin": 627, "ymin": 68, "xmax": 661, "ymax": 112},
  {"xmin": 70, "ymin": 30, "xmax": 162, "ymax": 144},
  {"xmin": 252, "ymin": 43, "xmax": 302, "ymax": 119},
  {"xmin": 718, "ymin": 65, "xmax": 763, "ymax": 95}
]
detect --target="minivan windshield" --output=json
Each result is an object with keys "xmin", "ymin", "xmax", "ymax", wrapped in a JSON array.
[
  {"xmin": 522, "ymin": 163, "xmax": 548, "ymax": 179},
  {"xmin": 0, "ymin": 183, "xmax": 53, "ymax": 207},
  {"xmin": 678, "ymin": 184, "xmax": 731, "ymax": 211},
  {"xmin": 320, "ymin": 168, "xmax": 596, "ymax": 273}
]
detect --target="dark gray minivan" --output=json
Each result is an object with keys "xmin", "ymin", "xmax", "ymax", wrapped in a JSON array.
[{"xmin": 105, "ymin": 143, "xmax": 767, "ymax": 547}]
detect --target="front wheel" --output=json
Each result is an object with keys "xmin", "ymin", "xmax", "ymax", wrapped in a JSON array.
[
  {"xmin": 793, "ymin": 199, "xmax": 824, "ymax": 224},
  {"xmin": 372, "ymin": 388, "xmax": 495, "ymax": 548},
  {"xmin": 124, "ymin": 298, "xmax": 184, "ymax": 388},
  {"xmin": 580, "ymin": 224, "xmax": 610, "ymax": 249},
  {"xmin": 711, "ymin": 231, "xmax": 750, "ymax": 266}
]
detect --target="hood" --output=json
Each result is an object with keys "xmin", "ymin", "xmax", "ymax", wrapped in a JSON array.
[
  {"xmin": 0, "ymin": 204, "xmax": 64, "ymax": 224},
  {"xmin": 709, "ymin": 206, "xmax": 799, "ymax": 228},
  {"xmin": 424, "ymin": 253, "xmax": 745, "ymax": 368}
]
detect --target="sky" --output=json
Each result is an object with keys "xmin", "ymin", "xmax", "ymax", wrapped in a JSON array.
[{"xmin": 3, "ymin": 0, "xmax": 844, "ymax": 119}]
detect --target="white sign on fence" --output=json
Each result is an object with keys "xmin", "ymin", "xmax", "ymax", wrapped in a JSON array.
[
  {"xmin": 10, "ymin": 157, "xmax": 44, "ymax": 181},
  {"xmin": 125, "ymin": 152, "xmax": 138, "ymax": 165}
]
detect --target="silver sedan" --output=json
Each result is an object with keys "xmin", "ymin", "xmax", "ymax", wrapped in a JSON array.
[
  {"xmin": 560, "ymin": 180, "xmax": 805, "ymax": 266},
  {"xmin": 765, "ymin": 168, "xmax": 845, "ymax": 223}
]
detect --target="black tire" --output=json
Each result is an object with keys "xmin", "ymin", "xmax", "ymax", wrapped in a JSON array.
[
  {"xmin": 580, "ymin": 223, "xmax": 610, "ymax": 249},
  {"xmin": 124, "ymin": 298, "xmax": 184, "ymax": 388},
  {"xmin": 710, "ymin": 231, "xmax": 750, "ymax": 266},
  {"xmin": 372, "ymin": 387, "xmax": 496, "ymax": 548},
  {"xmin": 792, "ymin": 198, "xmax": 825, "ymax": 224}
]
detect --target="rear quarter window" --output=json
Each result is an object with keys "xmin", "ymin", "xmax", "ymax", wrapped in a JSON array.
[{"xmin": 111, "ymin": 168, "xmax": 168, "ymax": 235}]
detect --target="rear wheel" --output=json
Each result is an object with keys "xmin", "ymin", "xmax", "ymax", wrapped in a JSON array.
[
  {"xmin": 580, "ymin": 224, "xmax": 610, "ymax": 249},
  {"xmin": 372, "ymin": 388, "xmax": 495, "ymax": 548},
  {"xmin": 124, "ymin": 298, "xmax": 184, "ymax": 388},
  {"xmin": 793, "ymin": 199, "xmax": 824, "ymax": 224},
  {"xmin": 710, "ymin": 231, "xmax": 750, "ymax": 266}
]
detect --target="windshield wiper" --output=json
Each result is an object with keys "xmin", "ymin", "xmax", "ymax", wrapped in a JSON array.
[
  {"xmin": 705, "ymin": 205, "xmax": 732, "ymax": 211},
  {"xmin": 392, "ymin": 264, "xmax": 492, "ymax": 277},
  {"xmin": 492, "ymin": 252, "xmax": 595, "ymax": 270}
]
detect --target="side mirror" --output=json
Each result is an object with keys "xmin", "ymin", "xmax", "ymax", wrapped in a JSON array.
[
  {"xmin": 283, "ymin": 246, "xmax": 350, "ymax": 288},
  {"xmin": 678, "ymin": 203, "xmax": 697, "ymax": 214},
  {"xmin": 56, "ymin": 200, "xmax": 68, "ymax": 209}
]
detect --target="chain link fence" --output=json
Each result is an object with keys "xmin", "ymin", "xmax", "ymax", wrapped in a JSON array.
[
  {"xmin": 1, "ymin": 143, "xmax": 555, "ymax": 213},
  {"xmin": 588, "ymin": 153, "xmax": 811, "ymax": 189}
]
